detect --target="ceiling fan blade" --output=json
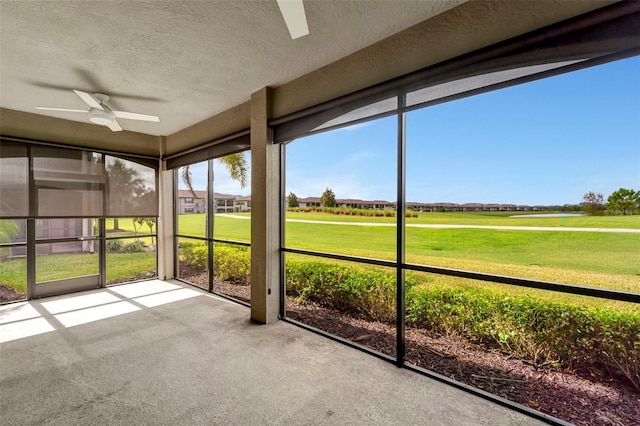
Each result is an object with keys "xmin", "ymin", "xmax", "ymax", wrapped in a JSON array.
[
  {"xmin": 113, "ymin": 111, "xmax": 160, "ymax": 122},
  {"xmin": 107, "ymin": 120, "xmax": 123, "ymax": 132},
  {"xmin": 277, "ymin": 0, "xmax": 309, "ymax": 39},
  {"xmin": 73, "ymin": 89, "xmax": 103, "ymax": 110},
  {"xmin": 35, "ymin": 107, "xmax": 87, "ymax": 113},
  {"xmin": 28, "ymin": 81, "xmax": 165, "ymax": 102}
]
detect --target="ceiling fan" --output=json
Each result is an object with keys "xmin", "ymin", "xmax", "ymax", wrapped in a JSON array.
[{"xmin": 35, "ymin": 90, "xmax": 159, "ymax": 132}]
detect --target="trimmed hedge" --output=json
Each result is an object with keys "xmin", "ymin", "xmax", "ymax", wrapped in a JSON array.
[
  {"xmin": 183, "ymin": 245, "xmax": 640, "ymax": 389},
  {"xmin": 285, "ymin": 259, "xmax": 410, "ymax": 322},
  {"xmin": 406, "ymin": 286, "xmax": 639, "ymax": 388},
  {"xmin": 182, "ymin": 242, "xmax": 250, "ymax": 285},
  {"xmin": 214, "ymin": 245, "xmax": 250, "ymax": 285}
]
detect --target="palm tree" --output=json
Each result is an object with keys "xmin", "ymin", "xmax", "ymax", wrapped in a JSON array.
[{"xmin": 181, "ymin": 153, "xmax": 248, "ymax": 196}]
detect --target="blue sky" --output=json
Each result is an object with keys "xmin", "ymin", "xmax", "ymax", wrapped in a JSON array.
[
  {"xmin": 178, "ymin": 158, "xmax": 251, "ymax": 196},
  {"xmin": 185, "ymin": 56, "xmax": 639, "ymax": 206}
]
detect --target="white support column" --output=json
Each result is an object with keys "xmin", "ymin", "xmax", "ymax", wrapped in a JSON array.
[
  {"xmin": 157, "ymin": 162, "xmax": 175, "ymax": 281},
  {"xmin": 250, "ymin": 87, "xmax": 280, "ymax": 324}
]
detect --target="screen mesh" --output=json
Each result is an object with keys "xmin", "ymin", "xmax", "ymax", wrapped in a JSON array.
[
  {"xmin": 106, "ymin": 156, "xmax": 158, "ymax": 216},
  {"xmin": 32, "ymin": 147, "xmax": 104, "ymax": 217},
  {"xmin": 0, "ymin": 143, "xmax": 28, "ymax": 217}
]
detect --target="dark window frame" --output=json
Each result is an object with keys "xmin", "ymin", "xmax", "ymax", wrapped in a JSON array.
[{"xmin": 276, "ymin": 3, "xmax": 640, "ymax": 424}]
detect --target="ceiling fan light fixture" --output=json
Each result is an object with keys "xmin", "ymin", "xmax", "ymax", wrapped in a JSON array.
[
  {"xmin": 87, "ymin": 108, "xmax": 114, "ymax": 126},
  {"xmin": 35, "ymin": 89, "xmax": 159, "ymax": 132}
]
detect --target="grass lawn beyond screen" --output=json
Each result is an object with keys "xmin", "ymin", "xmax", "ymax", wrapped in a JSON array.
[
  {"xmin": 176, "ymin": 212, "xmax": 639, "ymax": 304},
  {"xmin": 284, "ymin": 211, "xmax": 640, "ymax": 228},
  {"xmin": 177, "ymin": 213, "xmax": 638, "ymax": 275},
  {"xmin": 0, "ymin": 252, "xmax": 156, "ymax": 294}
]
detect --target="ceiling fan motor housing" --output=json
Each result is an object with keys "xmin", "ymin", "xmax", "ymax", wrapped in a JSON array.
[{"xmin": 87, "ymin": 107, "xmax": 114, "ymax": 126}]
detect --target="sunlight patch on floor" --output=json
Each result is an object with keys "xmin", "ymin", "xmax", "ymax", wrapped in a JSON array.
[
  {"xmin": 0, "ymin": 316, "xmax": 55, "ymax": 343},
  {"xmin": 53, "ymin": 301, "xmax": 141, "ymax": 328},
  {"xmin": 0, "ymin": 303, "xmax": 40, "ymax": 324},
  {"xmin": 0, "ymin": 280, "xmax": 203, "ymax": 343},
  {"xmin": 40, "ymin": 292, "xmax": 122, "ymax": 315}
]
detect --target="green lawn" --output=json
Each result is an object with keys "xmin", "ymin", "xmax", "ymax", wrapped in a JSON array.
[
  {"xmin": 180, "ymin": 213, "xmax": 639, "ymax": 298},
  {"xmin": 105, "ymin": 218, "xmax": 156, "ymax": 246},
  {"xmin": 105, "ymin": 218, "xmax": 157, "ymax": 233},
  {"xmin": 286, "ymin": 224, "xmax": 637, "ymax": 272},
  {"xmin": 0, "ymin": 252, "xmax": 156, "ymax": 294},
  {"xmin": 187, "ymin": 214, "xmax": 638, "ymax": 274},
  {"xmin": 284, "ymin": 210, "xmax": 640, "ymax": 228}
]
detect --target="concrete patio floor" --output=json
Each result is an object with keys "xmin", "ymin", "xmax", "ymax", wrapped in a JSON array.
[{"xmin": 0, "ymin": 280, "xmax": 543, "ymax": 425}]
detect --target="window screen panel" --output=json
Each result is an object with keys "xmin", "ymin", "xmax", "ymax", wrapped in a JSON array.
[
  {"xmin": 406, "ymin": 60, "xmax": 585, "ymax": 107},
  {"xmin": 164, "ymin": 132, "xmax": 250, "ymax": 170},
  {"xmin": 311, "ymin": 97, "xmax": 398, "ymax": 132},
  {"xmin": 32, "ymin": 146, "xmax": 104, "ymax": 217},
  {"xmin": 106, "ymin": 156, "xmax": 158, "ymax": 217},
  {"xmin": 0, "ymin": 143, "xmax": 28, "ymax": 217}
]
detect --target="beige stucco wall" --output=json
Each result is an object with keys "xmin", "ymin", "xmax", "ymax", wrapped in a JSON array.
[{"xmin": 165, "ymin": 100, "xmax": 251, "ymax": 156}]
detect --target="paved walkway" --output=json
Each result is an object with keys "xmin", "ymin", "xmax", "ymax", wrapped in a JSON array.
[{"xmin": 219, "ymin": 214, "xmax": 640, "ymax": 233}]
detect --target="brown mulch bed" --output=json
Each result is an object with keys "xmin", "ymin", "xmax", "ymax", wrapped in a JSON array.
[
  {"xmin": 144, "ymin": 264, "xmax": 640, "ymax": 425},
  {"xmin": 178, "ymin": 262, "xmax": 251, "ymax": 302},
  {"xmin": 286, "ymin": 300, "xmax": 640, "ymax": 426},
  {"xmin": 107, "ymin": 271, "xmax": 158, "ymax": 286},
  {"xmin": 0, "ymin": 285, "xmax": 26, "ymax": 302}
]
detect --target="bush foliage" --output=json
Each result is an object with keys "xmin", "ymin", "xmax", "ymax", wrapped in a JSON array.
[
  {"xmin": 106, "ymin": 239, "xmax": 124, "ymax": 252},
  {"xmin": 286, "ymin": 260, "xmax": 639, "ymax": 390},
  {"xmin": 182, "ymin": 245, "xmax": 639, "ymax": 390},
  {"xmin": 214, "ymin": 245, "xmax": 250, "ymax": 285},
  {"xmin": 106, "ymin": 239, "xmax": 144, "ymax": 253},
  {"xmin": 182, "ymin": 242, "xmax": 250, "ymax": 285},
  {"xmin": 124, "ymin": 241, "xmax": 144, "ymax": 253}
]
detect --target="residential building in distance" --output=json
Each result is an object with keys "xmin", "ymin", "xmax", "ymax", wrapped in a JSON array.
[
  {"xmin": 293, "ymin": 197, "xmax": 552, "ymax": 212},
  {"xmin": 177, "ymin": 190, "xmax": 250, "ymax": 214}
]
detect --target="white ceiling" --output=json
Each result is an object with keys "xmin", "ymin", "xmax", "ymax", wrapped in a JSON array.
[{"xmin": 0, "ymin": 0, "xmax": 463, "ymax": 136}]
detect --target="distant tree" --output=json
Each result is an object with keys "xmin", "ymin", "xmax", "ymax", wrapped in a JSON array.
[
  {"xmin": 288, "ymin": 192, "xmax": 299, "ymax": 208},
  {"xmin": 561, "ymin": 204, "xmax": 581, "ymax": 212},
  {"xmin": 582, "ymin": 191, "xmax": 605, "ymax": 216},
  {"xmin": 106, "ymin": 159, "xmax": 145, "ymax": 230},
  {"xmin": 321, "ymin": 188, "xmax": 336, "ymax": 207},
  {"xmin": 605, "ymin": 188, "xmax": 640, "ymax": 215}
]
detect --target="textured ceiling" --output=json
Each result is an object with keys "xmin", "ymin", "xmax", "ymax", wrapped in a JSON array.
[{"xmin": 0, "ymin": 0, "xmax": 463, "ymax": 136}]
